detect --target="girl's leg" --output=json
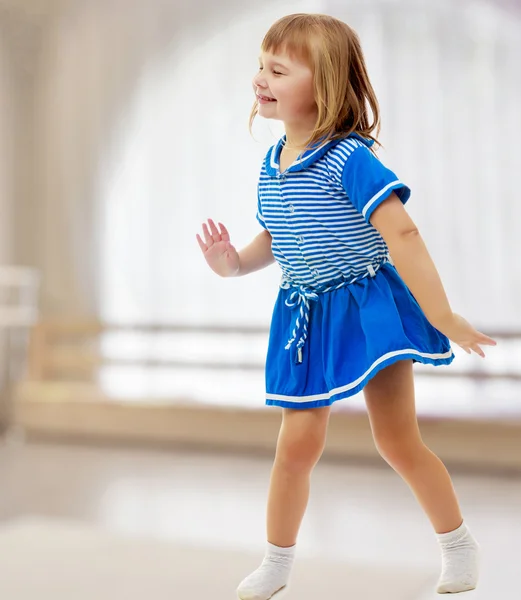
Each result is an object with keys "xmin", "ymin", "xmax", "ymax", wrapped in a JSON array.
[
  {"xmin": 267, "ymin": 406, "xmax": 331, "ymax": 546},
  {"xmin": 364, "ymin": 360, "xmax": 461, "ymax": 532},
  {"xmin": 363, "ymin": 360, "xmax": 480, "ymax": 593},
  {"xmin": 237, "ymin": 406, "xmax": 331, "ymax": 600}
]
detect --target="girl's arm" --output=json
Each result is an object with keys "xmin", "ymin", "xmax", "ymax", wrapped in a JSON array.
[
  {"xmin": 236, "ymin": 229, "xmax": 275, "ymax": 277},
  {"xmin": 370, "ymin": 193, "xmax": 452, "ymax": 328},
  {"xmin": 370, "ymin": 193, "xmax": 496, "ymax": 356}
]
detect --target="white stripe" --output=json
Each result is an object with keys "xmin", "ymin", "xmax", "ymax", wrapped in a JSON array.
[
  {"xmin": 266, "ymin": 348, "xmax": 454, "ymax": 403},
  {"xmin": 269, "ymin": 145, "xmax": 278, "ymax": 170},
  {"xmin": 362, "ymin": 181, "xmax": 403, "ymax": 218}
]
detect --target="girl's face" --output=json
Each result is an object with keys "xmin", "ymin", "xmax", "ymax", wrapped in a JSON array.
[{"xmin": 252, "ymin": 50, "xmax": 317, "ymax": 128}]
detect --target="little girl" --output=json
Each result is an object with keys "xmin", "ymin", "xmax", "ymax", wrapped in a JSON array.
[{"xmin": 196, "ymin": 13, "xmax": 496, "ymax": 599}]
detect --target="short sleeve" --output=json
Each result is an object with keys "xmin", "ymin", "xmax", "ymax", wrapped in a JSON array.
[
  {"xmin": 256, "ymin": 186, "xmax": 268, "ymax": 230},
  {"xmin": 341, "ymin": 145, "xmax": 411, "ymax": 222}
]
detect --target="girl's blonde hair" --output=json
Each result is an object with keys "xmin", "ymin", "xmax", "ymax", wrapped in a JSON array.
[{"xmin": 250, "ymin": 13, "xmax": 381, "ymax": 150}]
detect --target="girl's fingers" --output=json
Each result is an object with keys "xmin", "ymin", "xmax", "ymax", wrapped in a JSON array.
[
  {"xmin": 202, "ymin": 223, "xmax": 214, "ymax": 246},
  {"xmin": 458, "ymin": 341, "xmax": 471, "ymax": 354},
  {"xmin": 459, "ymin": 339, "xmax": 485, "ymax": 356},
  {"xmin": 470, "ymin": 343, "xmax": 485, "ymax": 358},
  {"xmin": 208, "ymin": 219, "xmax": 221, "ymax": 240},
  {"xmin": 478, "ymin": 334, "xmax": 497, "ymax": 346},
  {"xmin": 198, "ymin": 220, "xmax": 230, "ymax": 254},
  {"xmin": 467, "ymin": 327, "xmax": 496, "ymax": 346},
  {"xmin": 469, "ymin": 331, "xmax": 497, "ymax": 350},
  {"xmin": 196, "ymin": 234, "xmax": 207, "ymax": 253},
  {"xmin": 218, "ymin": 222, "xmax": 230, "ymax": 242}
]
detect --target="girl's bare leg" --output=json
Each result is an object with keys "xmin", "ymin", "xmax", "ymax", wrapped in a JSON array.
[
  {"xmin": 364, "ymin": 360, "xmax": 480, "ymax": 593},
  {"xmin": 237, "ymin": 406, "xmax": 331, "ymax": 600}
]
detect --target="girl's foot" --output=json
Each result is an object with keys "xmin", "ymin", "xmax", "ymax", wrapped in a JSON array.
[
  {"xmin": 436, "ymin": 522, "xmax": 481, "ymax": 593},
  {"xmin": 237, "ymin": 543, "xmax": 295, "ymax": 600}
]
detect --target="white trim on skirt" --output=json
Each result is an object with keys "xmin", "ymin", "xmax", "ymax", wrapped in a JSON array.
[{"xmin": 265, "ymin": 347, "xmax": 454, "ymax": 404}]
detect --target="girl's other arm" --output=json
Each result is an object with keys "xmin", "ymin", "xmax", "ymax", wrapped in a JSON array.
[
  {"xmin": 370, "ymin": 193, "xmax": 496, "ymax": 356},
  {"xmin": 236, "ymin": 229, "xmax": 275, "ymax": 277}
]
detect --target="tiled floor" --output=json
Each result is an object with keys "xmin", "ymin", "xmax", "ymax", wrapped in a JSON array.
[{"xmin": 0, "ymin": 439, "xmax": 520, "ymax": 598}]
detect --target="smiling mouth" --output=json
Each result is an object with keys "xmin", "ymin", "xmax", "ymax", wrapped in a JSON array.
[{"xmin": 257, "ymin": 94, "xmax": 276, "ymax": 102}]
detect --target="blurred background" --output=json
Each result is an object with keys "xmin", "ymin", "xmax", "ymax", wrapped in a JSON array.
[{"xmin": 0, "ymin": 0, "xmax": 519, "ymax": 598}]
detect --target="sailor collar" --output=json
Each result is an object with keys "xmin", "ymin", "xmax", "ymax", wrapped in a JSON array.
[{"xmin": 264, "ymin": 133, "xmax": 374, "ymax": 177}]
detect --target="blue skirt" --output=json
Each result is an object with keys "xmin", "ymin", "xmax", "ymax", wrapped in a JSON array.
[{"xmin": 265, "ymin": 262, "xmax": 454, "ymax": 409}]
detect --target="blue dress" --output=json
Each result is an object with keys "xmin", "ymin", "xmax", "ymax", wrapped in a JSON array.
[{"xmin": 257, "ymin": 134, "xmax": 454, "ymax": 410}]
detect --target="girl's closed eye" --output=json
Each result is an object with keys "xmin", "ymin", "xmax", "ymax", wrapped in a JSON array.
[{"xmin": 258, "ymin": 67, "xmax": 283, "ymax": 75}]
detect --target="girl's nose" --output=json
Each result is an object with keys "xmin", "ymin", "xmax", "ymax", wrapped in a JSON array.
[{"xmin": 253, "ymin": 71, "xmax": 267, "ymax": 88}]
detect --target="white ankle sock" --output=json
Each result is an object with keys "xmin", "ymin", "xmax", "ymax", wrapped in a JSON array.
[
  {"xmin": 436, "ymin": 521, "xmax": 481, "ymax": 594},
  {"xmin": 237, "ymin": 542, "xmax": 296, "ymax": 600}
]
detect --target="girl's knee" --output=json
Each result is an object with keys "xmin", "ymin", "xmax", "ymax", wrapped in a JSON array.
[
  {"xmin": 275, "ymin": 408, "xmax": 330, "ymax": 473},
  {"xmin": 375, "ymin": 434, "xmax": 426, "ymax": 473}
]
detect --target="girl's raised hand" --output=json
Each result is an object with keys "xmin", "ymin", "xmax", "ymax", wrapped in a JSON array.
[
  {"xmin": 196, "ymin": 219, "xmax": 240, "ymax": 278},
  {"xmin": 438, "ymin": 313, "xmax": 497, "ymax": 358}
]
